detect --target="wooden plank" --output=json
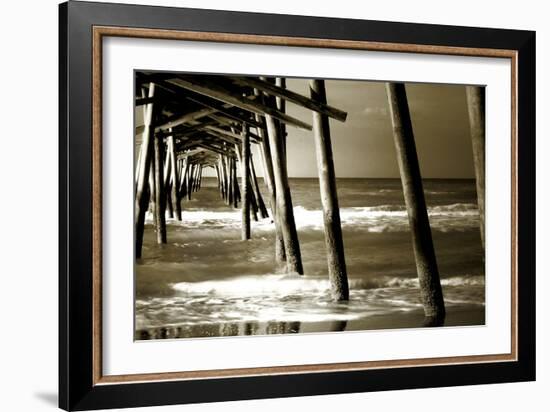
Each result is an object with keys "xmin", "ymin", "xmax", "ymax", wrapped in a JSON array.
[
  {"xmin": 230, "ymin": 76, "xmax": 347, "ymax": 122},
  {"xmin": 166, "ymin": 76, "xmax": 313, "ymax": 131},
  {"xmin": 205, "ymin": 125, "xmax": 262, "ymax": 143},
  {"xmin": 141, "ymin": 75, "xmax": 265, "ymax": 130},
  {"xmin": 195, "ymin": 142, "xmax": 237, "ymax": 158},
  {"xmin": 136, "ymin": 96, "xmax": 158, "ymax": 106},
  {"xmin": 156, "ymin": 107, "xmax": 216, "ymax": 131},
  {"xmin": 181, "ymin": 90, "xmax": 265, "ymax": 129},
  {"xmin": 163, "ymin": 118, "xmax": 218, "ymax": 136}
]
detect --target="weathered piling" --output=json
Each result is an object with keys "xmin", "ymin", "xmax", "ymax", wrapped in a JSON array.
[
  {"xmin": 250, "ymin": 155, "xmax": 269, "ymax": 219},
  {"xmin": 163, "ymin": 148, "xmax": 174, "ymax": 219},
  {"xmin": 218, "ymin": 157, "xmax": 226, "ymax": 200},
  {"xmin": 222, "ymin": 156, "xmax": 230, "ymax": 205},
  {"xmin": 247, "ymin": 174, "xmax": 259, "ymax": 222},
  {"xmin": 168, "ymin": 134, "xmax": 182, "ymax": 220},
  {"xmin": 386, "ymin": 82, "xmax": 445, "ymax": 326},
  {"xmin": 254, "ymin": 89, "xmax": 286, "ymax": 262},
  {"xmin": 135, "ymin": 82, "xmax": 156, "ymax": 258},
  {"xmin": 197, "ymin": 167, "xmax": 202, "ymax": 191},
  {"xmin": 275, "ymin": 77, "xmax": 288, "ymax": 160},
  {"xmin": 135, "ymin": 145, "xmax": 142, "ymax": 189},
  {"xmin": 265, "ymin": 112, "xmax": 303, "ymax": 275},
  {"xmin": 148, "ymin": 155, "xmax": 156, "ymax": 215},
  {"xmin": 227, "ymin": 156, "xmax": 234, "ymax": 206},
  {"xmin": 194, "ymin": 165, "xmax": 201, "ymax": 192},
  {"xmin": 215, "ymin": 163, "xmax": 223, "ymax": 199},
  {"xmin": 241, "ymin": 124, "xmax": 251, "ymax": 240},
  {"xmin": 187, "ymin": 163, "xmax": 194, "ymax": 200},
  {"xmin": 153, "ymin": 133, "xmax": 167, "ymax": 244},
  {"xmin": 465, "ymin": 86, "xmax": 486, "ymax": 250},
  {"xmin": 165, "ymin": 184, "xmax": 174, "ymax": 218},
  {"xmin": 180, "ymin": 159, "xmax": 189, "ymax": 200},
  {"xmin": 309, "ymin": 79, "xmax": 349, "ymax": 301},
  {"xmin": 232, "ymin": 157, "xmax": 240, "ymax": 208}
]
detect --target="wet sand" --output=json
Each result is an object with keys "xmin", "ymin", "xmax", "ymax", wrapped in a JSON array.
[{"xmin": 135, "ymin": 304, "xmax": 485, "ymax": 340}]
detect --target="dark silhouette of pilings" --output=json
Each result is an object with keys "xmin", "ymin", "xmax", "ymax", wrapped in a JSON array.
[
  {"xmin": 232, "ymin": 157, "xmax": 240, "ymax": 208},
  {"xmin": 250, "ymin": 155, "xmax": 269, "ymax": 219},
  {"xmin": 275, "ymin": 77, "xmax": 287, "ymax": 160},
  {"xmin": 186, "ymin": 163, "xmax": 193, "ymax": 201},
  {"xmin": 153, "ymin": 133, "xmax": 167, "ymax": 244},
  {"xmin": 310, "ymin": 79, "xmax": 349, "ymax": 301},
  {"xmin": 227, "ymin": 156, "xmax": 234, "ymax": 206},
  {"xmin": 135, "ymin": 82, "xmax": 156, "ymax": 259},
  {"xmin": 241, "ymin": 124, "xmax": 251, "ymax": 240},
  {"xmin": 168, "ymin": 135, "xmax": 182, "ymax": 221},
  {"xmin": 163, "ymin": 143, "xmax": 174, "ymax": 219},
  {"xmin": 466, "ymin": 86, "xmax": 485, "ymax": 250},
  {"xmin": 385, "ymin": 82, "xmax": 445, "ymax": 326}
]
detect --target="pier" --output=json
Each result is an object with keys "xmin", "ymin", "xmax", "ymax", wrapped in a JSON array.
[{"xmin": 134, "ymin": 73, "xmax": 466, "ymax": 324}]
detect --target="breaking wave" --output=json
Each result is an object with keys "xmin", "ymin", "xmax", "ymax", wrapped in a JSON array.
[
  {"xmin": 171, "ymin": 274, "xmax": 485, "ymax": 296},
  {"xmin": 135, "ymin": 274, "xmax": 484, "ymax": 329},
  {"xmin": 146, "ymin": 203, "xmax": 480, "ymax": 233}
]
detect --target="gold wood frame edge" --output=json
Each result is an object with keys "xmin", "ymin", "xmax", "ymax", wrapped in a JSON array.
[{"xmin": 91, "ymin": 25, "xmax": 518, "ymax": 386}]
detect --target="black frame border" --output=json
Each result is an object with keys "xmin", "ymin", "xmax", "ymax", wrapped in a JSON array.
[{"xmin": 59, "ymin": 1, "xmax": 535, "ymax": 410}]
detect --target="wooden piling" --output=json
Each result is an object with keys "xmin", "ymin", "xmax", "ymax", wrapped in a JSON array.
[
  {"xmin": 218, "ymin": 157, "xmax": 226, "ymax": 200},
  {"xmin": 465, "ymin": 86, "xmax": 485, "ymax": 250},
  {"xmin": 180, "ymin": 159, "xmax": 189, "ymax": 201},
  {"xmin": 386, "ymin": 82, "xmax": 445, "ymax": 326},
  {"xmin": 241, "ymin": 124, "xmax": 251, "ymax": 240},
  {"xmin": 227, "ymin": 156, "xmax": 234, "ymax": 206},
  {"xmin": 248, "ymin": 174, "xmax": 259, "ymax": 222},
  {"xmin": 165, "ymin": 183, "xmax": 174, "ymax": 219},
  {"xmin": 275, "ymin": 77, "xmax": 287, "ymax": 160},
  {"xmin": 163, "ymin": 149, "xmax": 174, "ymax": 219},
  {"xmin": 254, "ymin": 88, "xmax": 286, "ymax": 262},
  {"xmin": 153, "ymin": 133, "xmax": 167, "ymax": 244},
  {"xmin": 265, "ymin": 112, "xmax": 303, "ymax": 274},
  {"xmin": 187, "ymin": 163, "xmax": 194, "ymax": 200},
  {"xmin": 309, "ymin": 79, "xmax": 349, "ymax": 301},
  {"xmin": 232, "ymin": 157, "xmax": 240, "ymax": 207},
  {"xmin": 135, "ymin": 82, "xmax": 155, "ymax": 259},
  {"xmin": 250, "ymin": 155, "xmax": 269, "ymax": 219},
  {"xmin": 148, "ymin": 154, "xmax": 156, "ymax": 215},
  {"xmin": 193, "ymin": 165, "xmax": 200, "ymax": 192},
  {"xmin": 215, "ymin": 163, "xmax": 224, "ymax": 199},
  {"xmin": 168, "ymin": 134, "xmax": 182, "ymax": 220}
]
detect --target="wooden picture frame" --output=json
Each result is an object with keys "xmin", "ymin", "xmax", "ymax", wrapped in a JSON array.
[{"xmin": 59, "ymin": 1, "xmax": 535, "ymax": 410}]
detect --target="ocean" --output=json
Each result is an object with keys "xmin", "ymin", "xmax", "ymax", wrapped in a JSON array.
[{"xmin": 135, "ymin": 177, "xmax": 485, "ymax": 340}]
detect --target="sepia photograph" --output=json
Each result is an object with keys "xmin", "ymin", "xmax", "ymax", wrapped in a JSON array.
[
  {"xmin": 55, "ymin": 2, "xmax": 535, "ymax": 409},
  {"xmin": 133, "ymin": 72, "xmax": 485, "ymax": 340}
]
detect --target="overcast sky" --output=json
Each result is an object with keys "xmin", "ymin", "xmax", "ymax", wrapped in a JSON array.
[
  {"xmin": 282, "ymin": 78, "xmax": 475, "ymax": 178},
  {"xmin": 136, "ymin": 77, "xmax": 477, "ymax": 179}
]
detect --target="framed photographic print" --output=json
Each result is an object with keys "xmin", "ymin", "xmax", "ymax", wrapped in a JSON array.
[{"xmin": 59, "ymin": 1, "xmax": 536, "ymax": 410}]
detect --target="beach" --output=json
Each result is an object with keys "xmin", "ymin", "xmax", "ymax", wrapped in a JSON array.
[{"xmin": 135, "ymin": 177, "xmax": 485, "ymax": 340}]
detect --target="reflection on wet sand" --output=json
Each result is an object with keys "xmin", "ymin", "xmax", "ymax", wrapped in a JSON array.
[{"xmin": 137, "ymin": 321, "xmax": 304, "ymax": 340}]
